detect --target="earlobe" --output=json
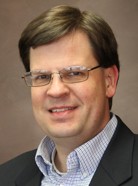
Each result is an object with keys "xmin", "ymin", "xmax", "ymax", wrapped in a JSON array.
[{"xmin": 105, "ymin": 65, "xmax": 119, "ymax": 98}]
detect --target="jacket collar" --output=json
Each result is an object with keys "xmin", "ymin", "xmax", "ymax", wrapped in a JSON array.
[{"xmin": 89, "ymin": 116, "xmax": 134, "ymax": 186}]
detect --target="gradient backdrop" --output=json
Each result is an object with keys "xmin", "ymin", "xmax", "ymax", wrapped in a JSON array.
[{"xmin": 0, "ymin": 0, "xmax": 138, "ymax": 164}]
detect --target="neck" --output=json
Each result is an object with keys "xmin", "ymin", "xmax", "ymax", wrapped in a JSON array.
[
  {"xmin": 54, "ymin": 148, "xmax": 68, "ymax": 173},
  {"xmin": 52, "ymin": 137, "xmax": 80, "ymax": 172},
  {"xmin": 52, "ymin": 135, "xmax": 91, "ymax": 172}
]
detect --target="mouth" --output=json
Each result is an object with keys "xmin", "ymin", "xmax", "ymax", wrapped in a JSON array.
[{"xmin": 49, "ymin": 106, "xmax": 76, "ymax": 113}]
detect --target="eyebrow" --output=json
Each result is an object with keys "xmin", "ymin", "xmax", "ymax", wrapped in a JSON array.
[
  {"xmin": 64, "ymin": 65, "xmax": 87, "ymax": 71},
  {"xmin": 31, "ymin": 69, "xmax": 51, "ymax": 73}
]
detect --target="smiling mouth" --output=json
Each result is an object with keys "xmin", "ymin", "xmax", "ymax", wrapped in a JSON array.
[{"xmin": 49, "ymin": 107, "xmax": 76, "ymax": 113}]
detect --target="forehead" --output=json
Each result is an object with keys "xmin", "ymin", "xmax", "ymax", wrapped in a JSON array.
[{"xmin": 30, "ymin": 30, "xmax": 98, "ymax": 70}]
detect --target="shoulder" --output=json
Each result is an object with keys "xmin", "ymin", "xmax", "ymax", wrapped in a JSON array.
[
  {"xmin": 0, "ymin": 149, "xmax": 37, "ymax": 180},
  {"xmin": 134, "ymin": 134, "xmax": 138, "ymax": 153},
  {"xmin": 115, "ymin": 115, "xmax": 138, "ymax": 154},
  {"xmin": 116, "ymin": 115, "xmax": 137, "ymax": 137}
]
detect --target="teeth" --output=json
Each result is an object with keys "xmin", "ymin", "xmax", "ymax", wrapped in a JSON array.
[{"xmin": 51, "ymin": 107, "xmax": 73, "ymax": 113}]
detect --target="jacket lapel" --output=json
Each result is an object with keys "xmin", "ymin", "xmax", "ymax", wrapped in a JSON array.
[
  {"xmin": 89, "ymin": 117, "xmax": 134, "ymax": 186},
  {"xmin": 15, "ymin": 156, "xmax": 43, "ymax": 186}
]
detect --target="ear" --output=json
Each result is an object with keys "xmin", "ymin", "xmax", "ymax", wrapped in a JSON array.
[{"xmin": 104, "ymin": 65, "xmax": 119, "ymax": 98}]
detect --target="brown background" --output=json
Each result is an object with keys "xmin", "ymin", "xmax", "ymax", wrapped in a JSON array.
[{"xmin": 0, "ymin": 0, "xmax": 138, "ymax": 164}]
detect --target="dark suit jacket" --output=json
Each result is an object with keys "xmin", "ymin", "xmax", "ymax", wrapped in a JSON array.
[{"xmin": 0, "ymin": 116, "xmax": 138, "ymax": 186}]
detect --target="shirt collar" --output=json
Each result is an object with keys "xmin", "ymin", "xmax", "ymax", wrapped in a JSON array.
[
  {"xmin": 35, "ymin": 136, "xmax": 55, "ymax": 175},
  {"xmin": 74, "ymin": 114, "xmax": 117, "ymax": 178},
  {"xmin": 35, "ymin": 114, "xmax": 117, "ymax": 178}
]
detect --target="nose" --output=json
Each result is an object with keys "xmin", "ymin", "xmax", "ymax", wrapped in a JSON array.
[{"xmin": 46, "ymin": 73, "xmax": 70, "ymax": 98}]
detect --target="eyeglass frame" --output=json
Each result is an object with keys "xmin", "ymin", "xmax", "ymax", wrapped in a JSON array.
[{"xmin": 22, "ymin": 64, "xmax": 101, "ymax": 87}]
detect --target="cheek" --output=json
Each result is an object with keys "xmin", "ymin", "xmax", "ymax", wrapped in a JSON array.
[
  {"xmin": 82, "ymin": 79, "xmax": 107, "ymax": 107},
  {"xmin": 74, "ymin": 83, "xmax": 96, "ymax": 107},
  {"xmin": 31, "ymin": 88, "xmax": 44, "ymax": 108}
]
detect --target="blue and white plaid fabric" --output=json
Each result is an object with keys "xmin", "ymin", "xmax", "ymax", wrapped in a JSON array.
[{"xmin": 35, "ymin": 114, "xmax": 117, "ymax": 186}]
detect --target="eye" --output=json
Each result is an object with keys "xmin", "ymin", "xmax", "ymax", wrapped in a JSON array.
[
  {"xmin": 32, "ymin": 74, "xmax": 51, "ymax": 81},
  {"xmin": 62, "ymin": 70, "xmax": 86, "ymax": 80},
  {"xmin": 68, "ymin": 71, "xmax": 83, "ymax": 76},
  {"xmin": 62, "ymin": 66, "xmax": 87, "ymax": 78}
]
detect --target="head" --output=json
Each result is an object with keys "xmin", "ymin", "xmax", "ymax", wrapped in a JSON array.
[
  {"xmin": 19, "ymin": 5, "xmax": 120, "ymax": 110},
  {"xmin": 19, "ymin": 5, "xmax": 119, "ymax": 144}
]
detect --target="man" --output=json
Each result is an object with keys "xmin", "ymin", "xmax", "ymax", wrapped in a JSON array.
[{"xmin": 0, "ymin": 5, "xmax": 138, "ymax": 186}]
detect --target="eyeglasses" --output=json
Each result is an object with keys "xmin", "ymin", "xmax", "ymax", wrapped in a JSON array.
[{"xmin": 22, "ymin": 65, "xmax": 101, "ymax": 87}]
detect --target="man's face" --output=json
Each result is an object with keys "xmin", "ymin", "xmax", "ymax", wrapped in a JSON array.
[{"xmin": 30, "ymin": 31, "xmax": 118, "ymax": 144}]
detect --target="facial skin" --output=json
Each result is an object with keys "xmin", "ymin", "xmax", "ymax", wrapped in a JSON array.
[{"xmin": 30, "ymin": 30, "xmax": 118, "ymax": 148}]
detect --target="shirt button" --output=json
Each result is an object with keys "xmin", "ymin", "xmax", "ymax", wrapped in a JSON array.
[{"xmin": 82, "ymin": 172, "xmax": 88, "ymax": 178}]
